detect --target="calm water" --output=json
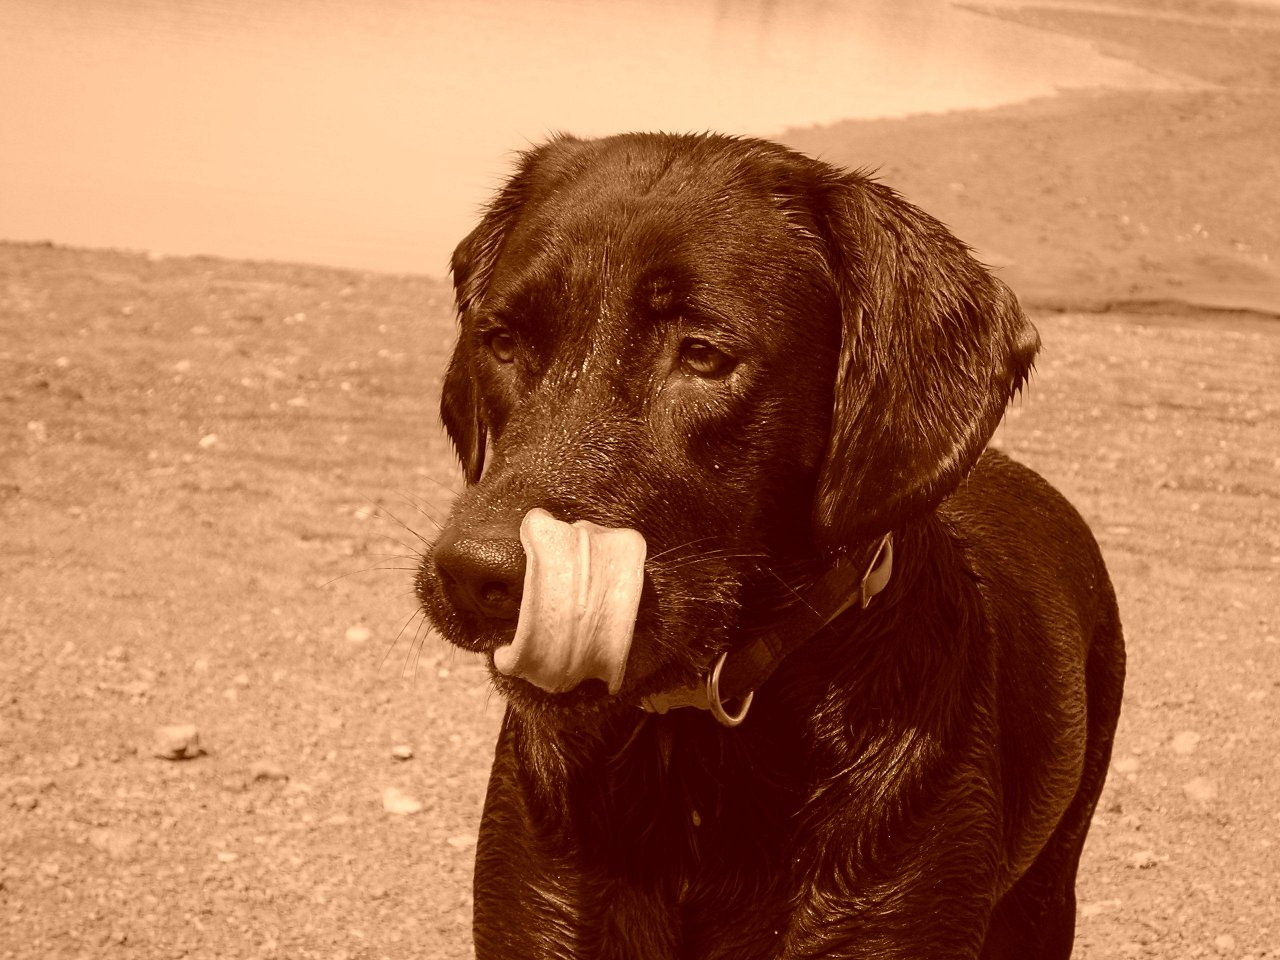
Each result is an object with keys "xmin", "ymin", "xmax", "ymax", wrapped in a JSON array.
[{"xmin": 0, "ymin": 0, "xmax": 1176, "ymax": 277}]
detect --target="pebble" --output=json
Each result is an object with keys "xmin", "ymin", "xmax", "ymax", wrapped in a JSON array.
[
  {"xmin": 88, "ymin": 828, "xmax": 139, "ymax": 861},
  {"xmin": 1171, "ymin": 731, "xmax": 1201, "ymax": 755},
  {"xmin": 220, "ymin": 775, "xmax": 248, "ymax": 793},
  {"xmin": 1129, "ymin": 849, "xmax": 1160, "ymax": 870},
  {"xmin": 249, "ymin": 761, "xmax": 288, "ymax": 783},
  {"xmin": 446, "ymin": 834, "xmax": 477, "ymax": 850},
  {"xmin": 1184, "ymin": 777, "xmax": 1219, "ymax": 802},
  {"xmin": 390, "ymin": 745, "xmax": 414, "ymax": 761},
  {"xmin": 1214, "ymin": 933, "xmax": 1237, "ymax": 954},
  {"xmin": 381, "ymin": 787, "xmax": 424, "ymax": 816},
  {"xmin": 120, "ymin": 679, "xmax": 152, "ymax": 700},
  {"xmin": 153, "ymin": 725, "xmax": 204, "ymax": 761},
  {"xmin": 345, "ymin": 624, "xmax": 371, "ymax": 644},
  {"xmin": 198, "ymin": 433, "xmax": 218, "ymax": 449}
]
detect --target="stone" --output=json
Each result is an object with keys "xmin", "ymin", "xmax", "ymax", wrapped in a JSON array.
[
  {"xmin": 381, "ymin": 787, "xmax": 423, "ymax": 816},
  {"xmin": 1171, "ymin": 731, "xmax": 1201, "ymax": 755},
  {"xmin": 1183, "ymin": 777, "xmax": 1219, "ymax": 803},
  {"xmin": 249, "ymin": 761, "xmax": 288, "ymax": 783},
  {"xmin": 152, "ymin": 725, "xmax": 203, "ymax": 761}
]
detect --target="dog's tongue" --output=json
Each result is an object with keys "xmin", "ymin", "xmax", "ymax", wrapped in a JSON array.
[{"xmin": 492, "ymin": 508, "xmax": 646, "ymax": 695}]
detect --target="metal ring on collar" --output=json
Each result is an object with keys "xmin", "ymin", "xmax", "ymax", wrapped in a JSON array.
[{"xmin": 706, "ymin": 650, "xmax": 753, "ymax": 727}]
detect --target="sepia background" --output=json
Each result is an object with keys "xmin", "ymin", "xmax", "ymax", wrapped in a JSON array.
[{"xmin": 2, "ymin": 0, "xmax": 1278, "ymax": 957}]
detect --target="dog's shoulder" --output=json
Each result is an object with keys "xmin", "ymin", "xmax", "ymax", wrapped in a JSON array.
[
  {"xmin": 939, "ymin": 448, "xmax": 1114, "ymax": 621},
  {"xmin": 945, "ymin": 448, "xmax": 1095, "ymax": 544}
]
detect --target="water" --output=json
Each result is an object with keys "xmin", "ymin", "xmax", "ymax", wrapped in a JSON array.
[{"xmin": 0, "ymin": 0, "xmax": 1176, "ymax": 277}]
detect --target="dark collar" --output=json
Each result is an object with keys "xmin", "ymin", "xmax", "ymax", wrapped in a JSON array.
[{"xmin": 640, "ymin": 532, "xmax": 894, "ymax": 726}]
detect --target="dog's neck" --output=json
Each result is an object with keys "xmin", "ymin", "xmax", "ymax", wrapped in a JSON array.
[
  {"xmin": 638, "ymin": 531, "xmax": 894, "ymax": 725},
  {"xmin": 509, "ymin": 513, "xmax": 977, "ymax": 815}
]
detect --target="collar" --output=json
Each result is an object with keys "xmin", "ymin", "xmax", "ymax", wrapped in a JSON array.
[{"xmin": 639, "ymin": 532, "xmax": 894, "ymax": 726}]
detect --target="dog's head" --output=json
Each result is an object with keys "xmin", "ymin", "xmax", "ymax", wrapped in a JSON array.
[{"xmin": 417, "ymin": 133, "xmax": 1038, "ymax": 722}]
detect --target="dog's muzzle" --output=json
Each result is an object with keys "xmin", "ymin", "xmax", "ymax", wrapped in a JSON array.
[
  {"xmin": 491, "ymin": 508, "xmax": 647, "ymax": 695},
  {"xmin": 480, "ymin": 507, "xmax": 893, "ymax": 730}
]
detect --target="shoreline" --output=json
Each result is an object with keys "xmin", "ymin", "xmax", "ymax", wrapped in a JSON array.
[
  {"xmin": 779, "ymin": 0, "xmax": 1280, "ymax": 317},
  {"xmin": 7, "ymin": 0, "xmax": 1277, "ymax": 318}
]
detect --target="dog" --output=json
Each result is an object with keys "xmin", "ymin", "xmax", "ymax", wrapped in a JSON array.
[{"xmin": 416, "ymin": 132, "xmax": 1124, "ymax": 959}]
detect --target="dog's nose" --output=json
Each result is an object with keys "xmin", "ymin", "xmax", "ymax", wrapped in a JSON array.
[{"xmin": 434, "ymin": 533, "xmax": 526, "ymax": 622}]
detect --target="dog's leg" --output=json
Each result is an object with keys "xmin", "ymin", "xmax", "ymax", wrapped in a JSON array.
[{"xmin": 981, "ymin": 600, "xmax": 1125, "ymax": 959}]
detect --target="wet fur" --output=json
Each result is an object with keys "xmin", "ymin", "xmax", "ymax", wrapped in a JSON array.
[{"xmin": 416, "ymin": 133, "xmax": 1124, "ymax": 959}]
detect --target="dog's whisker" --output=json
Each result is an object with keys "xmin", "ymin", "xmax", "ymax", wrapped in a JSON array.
[
  {"xmin": 656, "ymin": 550, "xmax": 770, "ymax": 572},
  {"xmin": 364, "ymin": 552, "xmax": 423, "ymax": 563},
  {"xmin": 379, "ymin": 606, "xmax": 425, "ymax": 671},
  {"xmin": 369, "ymin": 532, "xmax": 428, "ymax": 558},
  {"xmin": 646, "ymin": 536, "xmax": 723, "ymax": 562},
  {"xmin": 376, "ymin": 505, "xmax": 436, "ymax": 548},
  {"xmin": 415, "ymin": 472, "xmax": 464, "ymax": 497},
  {"xmin": 354, "ymin": 489, "xmax": 446, "ymax": 549},
  {"xmin": 321, "ymin": 562, "xmax": 419, "ymax": 587},
  {"xmin": 393, "ymin": 489, "xmax": 449, "ymax": 528},
  {"xmin": 405, "ymin": 619, "xmax": 430, "ymax": 681},
  {"xmin": 354, "ymin": 489, "xmax": 442, "ymax": 538}
]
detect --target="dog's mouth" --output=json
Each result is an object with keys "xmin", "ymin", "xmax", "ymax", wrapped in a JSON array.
[
  {"xmin": 491, "ymin": 508, "xmax": 647, "ymax": 696},
  {"xmin": 419, "ymin": 507, "xmax": 738, "ymax": 715},
  {"xmin": 419, "ymin": 512, "xmax": 680, "ymax": 706}
]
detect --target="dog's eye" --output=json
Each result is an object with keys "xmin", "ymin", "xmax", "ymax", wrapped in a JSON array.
[
  {"xmin": 485, "ymin": 330, "xmax": 518, "ymax": 364},
  {"xmin": 678, "ymin": 339, "xmax": 736, "ymax": 379}
]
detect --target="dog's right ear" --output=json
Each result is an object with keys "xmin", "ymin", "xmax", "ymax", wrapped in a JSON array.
[{"xmin": 441, "ymin": 135, "xmax": 589, "ymax": 484}]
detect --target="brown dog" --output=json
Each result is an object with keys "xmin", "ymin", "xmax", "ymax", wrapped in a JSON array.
[{"xmin": 416, "ymin": 133, "xmax": 1124, "ymax": 959}]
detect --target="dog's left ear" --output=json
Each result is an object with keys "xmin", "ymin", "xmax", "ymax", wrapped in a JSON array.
[{"xmin": 809, "ymin": 173, "xmax": 1041, "ymax": 545}]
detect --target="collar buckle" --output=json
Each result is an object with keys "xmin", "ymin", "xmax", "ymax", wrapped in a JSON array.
[{"xmin": 706, "ymin": 650, "xmax": 754, "ymax": 727}]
